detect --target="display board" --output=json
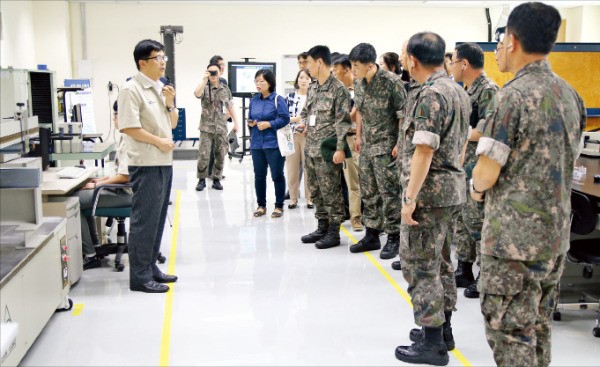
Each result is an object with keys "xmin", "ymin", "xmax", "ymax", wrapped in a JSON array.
[{"xmin": 470, "ymin": 42, "xmax": 600, "ymax": 130}]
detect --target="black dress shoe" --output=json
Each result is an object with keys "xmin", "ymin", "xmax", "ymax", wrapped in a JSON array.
[
  {"xmin": 130, "ymin": 280, "xmax": 169, "ymax": 293},
  {"xmin": 306, "ymin": 203, "xmax": 315, "ymax": 209},
  {"xmin": 392, "ymin": 260, "xmax": 402, "ymax": 270},
  {"xmin": 153, "ymin": 272, "xmax": 178, "ymax": 283}
]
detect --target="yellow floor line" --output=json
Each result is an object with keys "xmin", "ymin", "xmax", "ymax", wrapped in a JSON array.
[
  {"xmin": 339, "ymin": 225, "xmax": 473, "ymax": 367},
  {"xmin": 159, "ymin": 190, "xmax": 182, "ymax": 367},
  {"xmin": 71, "ymin": 303, "xmax": 84, "ymax": 316}
]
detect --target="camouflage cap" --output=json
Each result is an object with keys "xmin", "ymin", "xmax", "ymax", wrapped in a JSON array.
[{"xmin": 320, "ymin": 136, "xmax": 352, "ymax": 163}]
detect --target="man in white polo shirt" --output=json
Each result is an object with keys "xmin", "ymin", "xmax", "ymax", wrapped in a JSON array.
[{"xmin": 118, "ymin": 39, "xmax": 179, "ymax": 293}]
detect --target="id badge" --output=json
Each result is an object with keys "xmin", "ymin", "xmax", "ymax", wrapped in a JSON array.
[{"xmin": 309, "ymin": 115, "xmax": 316, "ymax": 127}]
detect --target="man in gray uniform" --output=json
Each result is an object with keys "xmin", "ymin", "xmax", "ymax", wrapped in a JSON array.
[
  {"xmin": 119, "ymin": 39, "xmax": 179, "ymax": 293},
  {"xmin": 395, "ymin": 32, "xmax": 470, "ymax": 366},
  {"xmin": 348, "ymin": 42, "xmax": 406, "ymax": 259},
  {"xmin": 471, "ymin": 3, "xmax": 586, "ymax": 366}
]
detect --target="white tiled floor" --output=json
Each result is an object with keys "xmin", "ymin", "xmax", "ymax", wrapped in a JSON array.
[{"xmin": 20, "ymin": 159, "xmax": 600, "ymax": 366}]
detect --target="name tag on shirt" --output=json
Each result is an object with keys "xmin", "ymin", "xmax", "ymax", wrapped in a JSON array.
[{"xmin": 309, "ymin": 115, "xmax": 316, "ymax": 127}]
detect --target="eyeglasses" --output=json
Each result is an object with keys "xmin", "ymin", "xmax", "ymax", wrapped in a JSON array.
[
  {"xmin": 494, "ymin": 44, "xmax": 510, "ymax": 55},
  {"xmin": 254, "ymin": 80, "xmax": 267, "ymax": 84},
  {"xmin": 449, "ymin": 59, "xmax": 463, "ymax": 67},
  {"xmin": 144, "ymin": 55, "xmax": 169, "ymax": 62}
]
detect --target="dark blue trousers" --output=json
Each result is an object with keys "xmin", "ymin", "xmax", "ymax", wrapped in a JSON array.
[
  {"xmin": 251, "ymin": 148, "xmax": 286, "ymax": 208},
  {"xmin": 128, "ymin": 166, "xmax": 172, "ymax": 287}
]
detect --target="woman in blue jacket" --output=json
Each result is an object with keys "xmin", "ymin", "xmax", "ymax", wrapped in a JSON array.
[{"xmin": 248, "ymin": 69, "xmax": 290, "ymax": 218}]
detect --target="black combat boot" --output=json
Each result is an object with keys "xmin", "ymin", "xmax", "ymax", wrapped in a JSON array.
[
  {"xmin": 212, "ymin": 179, "xmax": 223, "ymax": 190},
  {"xmin": 301, "ymin": 219, "xmax": 329, "ymax": 243},
  {"xmin": 195, "ymin": 179, "xmax": 206, "ymax": 191},
  {"xmin": 350, "ymin": 227, "xmax": 381, "ymax": 253},
  {"xmin": 464, "ymin": 272, "xmax": 480, "ymax": 298},
  {"xmin": 409, "ymin": 312, "xmax": 455, "ymax": 351},
  {"xmin": 380, "ymin": 233, "xmax": 400, "ymax": 259},
  {"xmin": 315, "ymin": 224, "xmax": 341, "ymax": 249},
  {"xmin": 396, "ymin": 327, "xmax": 449, "ymax": 366},
  {"xmin": 454, "ymin": 260, "xmax": 474, "ymax": 288},
  {"xmin": 392, "ymin": 260, "xmax": 402, "ymax": 270}
]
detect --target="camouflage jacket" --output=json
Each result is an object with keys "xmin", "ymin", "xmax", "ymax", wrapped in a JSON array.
[
  {"xmin": 355, "ymin": 67, "xmax": 407, "ymax": 156},
  {"xmin": 400, "ymin": 70, "xmax": 470, "ymax": 208},
  {"xmin": 396, "ymin": 80, "xmax": 421, "ymax": 151},
  {"xmin": 199, "ymin": 82, "xmax": 232, "ymax": 134},
  {"xmin": 300, "ymin": 73, "xmax": 352, "ymax": 157},
  {"xmin": 477, "ymin": 60, "xmax": 586, "ymax": 261},
  {"xmin": 465, "ymin": 73, "xmax": 499, "ymax": 169}
]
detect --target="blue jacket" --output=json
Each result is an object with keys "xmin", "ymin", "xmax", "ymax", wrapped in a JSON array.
[{"xmin": 248, "ymin": 93, "xmax": 290, "ymax": 149}]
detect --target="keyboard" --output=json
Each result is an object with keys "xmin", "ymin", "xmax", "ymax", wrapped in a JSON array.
[{"xmin": 56, "ymin": 166, "xmax": 87, "ymax": 179}]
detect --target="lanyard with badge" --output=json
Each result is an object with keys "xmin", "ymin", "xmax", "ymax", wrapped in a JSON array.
[{"xmin": 309, "ymin": 84, "xmax": 320, "ymax": 127}]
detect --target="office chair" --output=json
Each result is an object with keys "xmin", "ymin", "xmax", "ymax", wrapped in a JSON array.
[
  {"xmin": 86, "ymin": 184, "xmax": 132, "ymax": 272},
  {"xmin": 89, "ymin": 185, "xmax": 168, "ymax": 271},
  {"xmin": 554, "ymin": 190, "xmax": 600, "ymax": 338}
]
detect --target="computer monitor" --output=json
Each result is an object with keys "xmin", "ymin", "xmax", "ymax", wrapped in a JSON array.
[{"xmin": 227, "ymin": 62, "xmax": 276, "ymax": 97}]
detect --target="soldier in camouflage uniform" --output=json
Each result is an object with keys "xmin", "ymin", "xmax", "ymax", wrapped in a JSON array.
[
  {"xmin": 298, "ymin": 45, "xmax": 352, "ymax": 249},
  {"xmin": 395, "ymin": 32, "xmax": 470, "ymax": 366},
  {"xmin": 470, "ymin": 3, "xmax": 586, "ymax": 366},
  {"xmin": 449, "ymin": 43, "xmax": 499, "ymax": 298},
  {"xmin": 194, "ymin": 63, "xmax": 239, "ymax": 191},
  {"xmin": 346, "ymin": 43, "xmax": 406, "ymax": 260}
]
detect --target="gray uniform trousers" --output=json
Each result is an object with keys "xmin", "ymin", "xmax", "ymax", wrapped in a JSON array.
[{"xmin": 128, "ymin": 166, "xmax": 172, "ymax": 287}]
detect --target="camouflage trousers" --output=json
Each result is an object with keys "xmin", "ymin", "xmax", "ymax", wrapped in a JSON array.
[
  {"xmin": 305, "ymin": 154, "xmax": 345, "ymax": 224},
  {"xmin": 479, "ymin": 254, "xmax": 565, "ymax": 367},
  {"xmin": 197, "ymin": 131, "xmax": 228, "ymax": 180},
  {"xmin": 359, "ymin": 153, "xmax": 401, "ymax": 233},
  {"xmin": 454, "ymin": 193, "xmax": 484, "ymax": 264},
  {"xmin": 400, "ymin": 205, "xmax": 460, "ymax": 327},
  {"xmin": 457, "ymin": 142, "xmax": 484, "ymax": 264}
]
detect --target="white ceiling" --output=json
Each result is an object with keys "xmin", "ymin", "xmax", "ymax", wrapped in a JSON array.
[{"xmin": 69, "ymin": 0, "xmax": 600, "ymax": 7}]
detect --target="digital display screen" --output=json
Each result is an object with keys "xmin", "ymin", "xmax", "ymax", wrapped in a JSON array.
[{"xmin": 227, "ymin": 62, "xmax": 276, "ymax": 97}]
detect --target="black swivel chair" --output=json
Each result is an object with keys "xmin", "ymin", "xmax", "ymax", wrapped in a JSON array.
[
  {"xmin": 83, "ymin": 184, "xmax": 132, "ymax": 272},
  {"xmin": 84, "ymin": 184, "xmax": 167, "ymax": 272},
  {"xmin": 554, "ymin": 190, "xmax": 600, "ymax": 338}
]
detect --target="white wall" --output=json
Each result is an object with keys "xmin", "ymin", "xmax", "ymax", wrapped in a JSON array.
[
  {"xmin": 32, "ymin": 0, "xmax": 72, "ymax": 84},
  {"xmin": 1, "ymin": 1, "xmax": 599, "ymax": 140},
  {"xmin": 581, "ymin": 5, "xmax": 600, "ymax": 42},
  {"xmin": 0, "ymin": 1, "xmax": 36, "ymax": 70},
  {"xmin": 81, "ymin": 2, "xmax": 506, "ymax": 139},
  {"xmin": 0, "ymin": 1, "xmax": 71, "ymax": 82}
]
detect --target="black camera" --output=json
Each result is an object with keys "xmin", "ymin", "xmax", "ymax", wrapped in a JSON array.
[{"xmin": 209, "ymin": 70, "xmax": 218, "ymax": 76}]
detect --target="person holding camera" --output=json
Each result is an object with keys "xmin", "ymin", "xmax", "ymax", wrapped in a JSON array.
[
  {"xmin": 248, "ymin": 69, "xmax": 290, "ymax": 218},
  {"xmin": 194, "ymin": 63, "xmax": 240, "ymax": 191},
  {"xmin": 285, "ymin": 68, "xmax": 313, "ymax": 209}
]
